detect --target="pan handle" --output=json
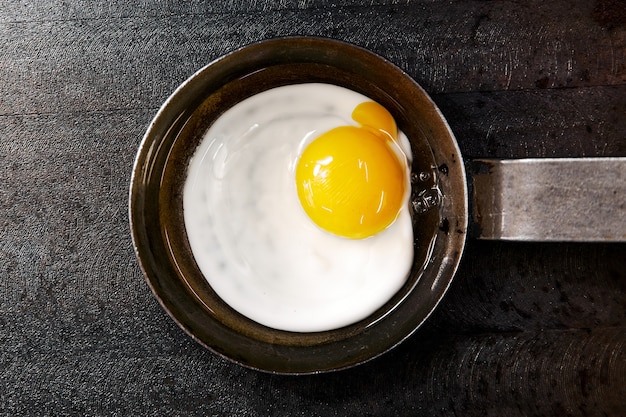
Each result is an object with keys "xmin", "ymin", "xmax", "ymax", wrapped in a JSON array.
[{"xmin": 469, "ymin": 158, "xmax": 626, "ymax": 242}]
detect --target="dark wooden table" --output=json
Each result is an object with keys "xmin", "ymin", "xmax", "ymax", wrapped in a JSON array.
[{"xmin": 1, "ymin": 1, "xmax": 625, "ymax": 415}]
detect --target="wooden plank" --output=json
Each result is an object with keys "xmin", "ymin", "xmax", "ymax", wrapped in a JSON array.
[
  {"xmin": 0, "ymin": 1, "xmax": 624, "ymax": 116},
  {"xmin": 423, "ymin": 239, "xmax": 626, "ymax": 333},
  {"xmin": 433, "ymin": 85, "xmax": 626, "ymax": 159}
]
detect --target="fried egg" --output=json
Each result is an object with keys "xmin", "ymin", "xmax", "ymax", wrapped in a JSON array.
[{"xmin": 183, "ymin": 83, "xmax": 414, "ymax": 332}]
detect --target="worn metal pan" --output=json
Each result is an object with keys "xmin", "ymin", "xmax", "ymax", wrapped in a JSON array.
[{"xmin": 129, "ymin": 37, "xmax": 625, "ymax": 374}]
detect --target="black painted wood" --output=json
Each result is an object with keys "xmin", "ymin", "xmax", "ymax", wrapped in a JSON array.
[{"xmin": 1, "ymin": 0, "xmax": 625, "ymax": 415}]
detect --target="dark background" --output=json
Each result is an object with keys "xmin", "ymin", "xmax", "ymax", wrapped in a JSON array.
[{"xmin": 1, "ymin": 1, "xmax": 625, "ymax": 415}]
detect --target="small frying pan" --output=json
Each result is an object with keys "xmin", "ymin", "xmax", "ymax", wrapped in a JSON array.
[{"xmin": 129, "ymin": 37, "xmax": 625, "ymax": 374}]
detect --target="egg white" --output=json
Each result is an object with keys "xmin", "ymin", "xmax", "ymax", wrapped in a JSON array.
[{"xmin": 183, "ymin": 83, "xmax": 414, "ymax": 332}]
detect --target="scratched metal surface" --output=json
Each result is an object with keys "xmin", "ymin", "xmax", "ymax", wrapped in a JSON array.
[{"xmin": 1, "ymin": 0, "xmax": 625, "ymax": 415}]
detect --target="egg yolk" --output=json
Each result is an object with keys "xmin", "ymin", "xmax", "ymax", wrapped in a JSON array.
[{"xmin": 295, "ymin": 101, "xmax": 407, "ymax": 239}]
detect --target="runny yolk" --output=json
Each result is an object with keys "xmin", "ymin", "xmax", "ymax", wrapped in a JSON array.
[{"xmin": 295, "ymin": 101, "xmax": 407, "ymax": 239}]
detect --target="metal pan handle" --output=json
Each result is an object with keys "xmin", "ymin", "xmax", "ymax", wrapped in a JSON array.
[{"xmin": 470, "ymin": 158, "xmax": 626, "ymax": 242}]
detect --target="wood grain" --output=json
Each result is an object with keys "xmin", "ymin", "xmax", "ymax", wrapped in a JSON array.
[
  {"xmin": 0, "ymin": 0, "xmax": 624, "ymax": 415},
  {"xmin": 0, "ymin": 1, "xmax": 624, "ymax": 117}
]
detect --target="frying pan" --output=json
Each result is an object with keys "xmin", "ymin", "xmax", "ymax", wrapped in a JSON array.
[{"xmin": 129, "ymin": 37, "xmax": 625, "ymax": 374}]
